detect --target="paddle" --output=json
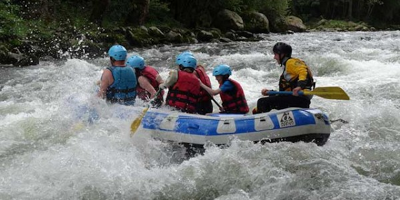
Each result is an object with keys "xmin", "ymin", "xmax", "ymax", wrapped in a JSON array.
[
  {"xmin": 130, "ymin": 89, "xmax": 162, "ymax": 136},
  {"xmin": 210, "ymin": 96, "xmax": 223, "ymax": 110},
  {"xmin": 267, "ymin": 86, "xmax": 350, "ymax": 100}
]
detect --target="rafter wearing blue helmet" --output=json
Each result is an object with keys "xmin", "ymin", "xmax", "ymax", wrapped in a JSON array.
[
  {"xmin": 200, "ymin": 64, "xmax": 249, "ymax": 114},
  {"xmin": 126, "ymin": 55, "xmax": 145, "ymax": 69},
  {"xmin": 176, "ymin": 51, "xmax": 213, "ymax": 114},
  {"xmin": 160, "ymin": 54, "xmax": 200, "ymax": 113},
  {"xmin": 126, "ymin": 55, "xmax": 164, "ymax": 107},
  {"xmin": 108, "ymin": 45, "xmax": 127, "ymax": 61},
  {"xmin": 97, "ymin": 45, "xmax": 137, "ymax": 106},
  {"xmin": 175, "ymin": 51, "xmax": 194, "ymax": 66},
  {"xmin": 179, "ymin": 55, "xmax": 197, "ymax": 69}
]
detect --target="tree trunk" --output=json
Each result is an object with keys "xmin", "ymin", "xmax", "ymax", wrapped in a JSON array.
[
  {"xmin": 125, "ymin": 0, "xmax": 150, "ymax": 26},
  {"xmin": 90, "ymin": 0, "xmax": 110, "ymax": 25},
  {"xmin": 348, "ymin": 0, "xmax": 353, "ymax": 20},
  {"xmin": 356, "ymin": 0, "xmax": 364, "ymax": 20}
]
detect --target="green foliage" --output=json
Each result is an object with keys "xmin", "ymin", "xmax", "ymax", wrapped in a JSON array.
[
  {"xmin": 221, "ymin": 0, "xmax": 244, "ymax": 13},
  {"xmin": 217, "ymin": 0, "xmax": 288, "ymax": 14},
  {"xmin": 287, "ymin": 0, "xmax": 400, "ymax": 25},
  {"xmin": 54, "ymin": 1, "xmax": 91, "ymax": 22},
  {"xmin": 257, "ymin": 0, "xmax": 289, "ymax": 32},
  {"xmin": 313, "ymin": 19, "xmax": 358, "ymax": 29},
  {"xmin": 257, "ymin": 0, "xmax": 288, "ymax": 16},
  {"xmin": 102, "ymin": 0, "xmax": 132, "ymax": 27},
  {"xmin": 147, "ymin": 0, "xmax": 179, "ymax": 27},
  {"xmin": 370, "ymin": 0, "xmax": 400, "ymax": 23},
  {"xmin": 288, "ymin": 0, "xmax": 320, "ymax": 21},
  {"xmin": 0, "ymin": 1, "xmax": 29, "ymax": 45}
]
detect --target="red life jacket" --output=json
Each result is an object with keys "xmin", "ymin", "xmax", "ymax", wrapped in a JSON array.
[
  {"xmin": 219, "ymin": 79, "xmax": 249, "ymax": 114},
  {"xmin": 195, "ymin": 65, "xmax": 212, "ymax": 102},
  {"xmin": 136, "ymin": 66, "xmax": 164, "ymax": 101},
  {"xmin": 166, "ymin": 70, "xmax": 200, "ymax": 113}
]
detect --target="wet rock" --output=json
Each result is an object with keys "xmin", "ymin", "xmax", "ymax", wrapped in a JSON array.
[
  {"xmin": 213, "ymin": 9, "xmax": 244, "ymax": 31},
  {"xmin": 236, "ymin": 30, "xmax": 254, "ymax": 38},
  {"xmin": 225, "ymin": 31, "xmax": 237, "ymax": 40},
  {"xmin": 286, "ymin": 16, "xmax": 307, "ymax": 32},
  {"xmin": 5, "ymin": 48, "xmax": 39, "ymax": 67},
  {"xmin": 196, "ymin": 30, "xmax": 214, "ymax": 42},
  {"xmin": 0, "ymin": 46, "xmax": 13, "ymax": 64},
  {"xmin": 14, "ymin": 54, "xmax": 39, "ymax": 67},
  {"xmin": 166, "ymin": 30, "xmax": 184, "ymax": 43},
  {"xmin": 126, "ymin": 29, "xmax": 150, "ymax": 47},
  {"xmin": 219, "ymin": 37, "xmax": 232, "ymax": 43},
  {"xmin": 243, "ymin": 11, "xmax": 270, "ymax": 33},
  {"xmin": 148, "ymin": 26, "xmax": 164, "ymax": 37}
]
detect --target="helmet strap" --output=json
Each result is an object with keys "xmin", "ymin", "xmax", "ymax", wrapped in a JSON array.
[{"xmin": 222, "ymin": 75, "xmax": 230, "ymax": 81}]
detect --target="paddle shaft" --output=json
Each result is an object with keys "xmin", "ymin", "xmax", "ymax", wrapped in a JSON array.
[
  {"xmin": 267, "ymin": 91, "xmax": 304, "ymax": 96},
  {"xmin": 266, "ymin": 87, "xmax": 350, "ymax": 100},
  {"xmin": 210, "ymin": 96, "xmax": 222, "ymax": 109},
  {"xmin": 130, "ymin": 89, "xmax": 163, "ymax": 135}
]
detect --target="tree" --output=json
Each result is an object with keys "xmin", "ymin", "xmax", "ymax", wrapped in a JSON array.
[
  {"xmin": 125, "ymin": 0, "xmax": 150, "ymax": 26},
  {"xmin": 90, "ymin": 0, "xmax": 110, "ymax": 25}
]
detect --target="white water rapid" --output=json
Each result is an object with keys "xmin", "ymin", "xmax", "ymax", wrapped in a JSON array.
[{"xmin": 1, "ymin": 31, "xmax": 400, "ymax": 199}]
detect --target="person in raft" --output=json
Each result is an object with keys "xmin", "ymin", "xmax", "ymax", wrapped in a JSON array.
[
  {"xmin": 199, "ymin": 64, "xmax": 249, "ymax": 114},
  {"xmin": 175, "ymin": 51, "xmax": 213, "ymax": 115},
  {"xmin": 97, "ymin": 44, "xmax": 137, "ymax": 106},
  {"xmin": 126, "ymin": 55, "xmax": 164, "ymax": 107},
  {"xmin": 159, "ymin": 55, "xmax": 200, "ymax": 113},
  {"xmin": 255, "ymin": 42, "xmax": 315, "ymax": 113}
]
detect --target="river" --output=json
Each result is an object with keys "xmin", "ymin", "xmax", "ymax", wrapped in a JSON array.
[{"xmin": 1, "ymin": 31, "xmax": 400, "ymax": 199}]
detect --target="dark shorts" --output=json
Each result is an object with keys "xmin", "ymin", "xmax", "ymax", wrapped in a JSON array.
[
  {"xmin": 256, "ymin": 95, "xmax": 311, "ymax": 113},
  {"xmin": 196, "ymin": 100, "xmax": 213, "ymax": 115}
]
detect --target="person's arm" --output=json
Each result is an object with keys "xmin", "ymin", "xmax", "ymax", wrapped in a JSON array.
[
  {"xmin": 159, "ymin": 70, "xmax": 178, "ymax": 89},
  {"xmin": 156, "ymin": 74, "xmax": 164, "ymax": 84},
  {"xmin": 287, "ymin": 59, "xmax": 309, "ymax": 96},
  {"xmin": 97, "ymin": 69, "xmax": 113, "ymax": 98},
  {"xmin": 292, "ymin": 86, "xmax": 302, "ymax": 96},
  {"xmin": 138, "ymin": 76, "xmax": 157, "ymax": 98},
  {"xmin": 200, "ymin": 81, "xmax": 221, "ymax": 96},
  {"xmin": 261, "ymin": 88, "xmax": 270, "ymax": 96}
]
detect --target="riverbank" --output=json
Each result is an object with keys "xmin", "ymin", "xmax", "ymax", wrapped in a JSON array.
[{"xmin": 0, "ymin": 18, "xmax": 382, "ymax": 67}]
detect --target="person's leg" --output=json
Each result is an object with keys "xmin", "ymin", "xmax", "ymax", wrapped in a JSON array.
[
  {"xmin": 286, "ymin": 96, "xmax": 311, "ymax": 108},
  {"xmin": 256, "ymin": 97, "xmax": 275, "ymax": 113},
  {"xmin": 196, "ymin": 100, "xmax": 213, "ymax": 115},
  {"xmin": 205, "ymin": 100, "xmax": 213, "ymax": 113},
  {"xmin": 256, "ymin": 96, "xmax": 310, "ymax": 113}
]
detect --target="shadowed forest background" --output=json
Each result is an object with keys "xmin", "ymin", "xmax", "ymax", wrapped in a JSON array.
[{"xmin": 1, "ymin": 0, "xmax": 400, "ymax": 66}]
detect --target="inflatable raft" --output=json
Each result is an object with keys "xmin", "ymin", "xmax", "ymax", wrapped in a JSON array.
[{"xmin": 138, "ymin": 107, "xmax": 331, "ymax": 148}]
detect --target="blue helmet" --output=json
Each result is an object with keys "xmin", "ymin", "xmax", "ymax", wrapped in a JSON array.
[
  {"xmin": 213, "ymin": 64, "xmax": 232, "ymax": 76},
  {"xmin": 108, "ymin": 45, "xmax": 127, "ymax": 61},
  {"xmin": 175, "ymin": 51, "xmax": 194, "ymax": 65},
  {"xmin": 180, "ymin": 55, "xmax": 197, "ymax": 69},
  {"xmin": 126, "ymin": 55, "xmax": 145, "ymax": 69}
]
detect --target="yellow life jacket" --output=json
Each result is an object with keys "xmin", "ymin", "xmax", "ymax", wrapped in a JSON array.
[{"xmin": 279, "ymin": 57, "xmax": 315, "ymax": 91}]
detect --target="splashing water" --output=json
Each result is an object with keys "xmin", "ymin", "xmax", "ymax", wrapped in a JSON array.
[{"xmin": 1, "ymin": 31, "xmax": 400, "ymax": 199}]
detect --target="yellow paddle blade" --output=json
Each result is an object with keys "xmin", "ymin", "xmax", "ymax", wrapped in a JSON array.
[
  {"xmin": 304, "ymin": 87, "xmax": 350, "ymax": 100},
  {"xmin": 130, "ymin": 88, "xmax": 163, "ymax": 137},
  {"xmin": 130, "ymin": 107, "xmax": 149, "ymax": 136},
  {"xmin": 72, "ymin": 121, "xmax": 85, "ymax": 131}
]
